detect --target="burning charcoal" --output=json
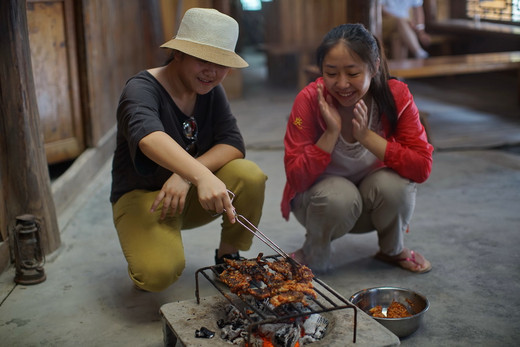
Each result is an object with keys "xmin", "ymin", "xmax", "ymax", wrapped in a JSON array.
[
  {"xmin": 278, "ymin": 302, "xmax": 310, "ymax": 318},
  {"xmin": 219, "ymin": 299, "xmax": 329, "ymax": 346},
  {"xmin": 225, "ymin": 305, "xmax": 243, "ymax": 321},
  {"xmin": 301, "ymin": 313, "xmax": 329, "ymax": 343},
  {"xmin": 195, "ymin": 326, "xmax": 215, "ymax": 339},
  {"xmin": 233, "ymin": 334, "xmax": 247, "ymax": 346},
  {"xmin": 220, "ymin": 324, "xmax": 242, "ymax": 341},
  {"xmin": 258, "ymin": 323, "xmax": 300, "ymax": 347},
  {"xmin": 274, "ymin": 324, "xmax": 301, "ymax": 347}
]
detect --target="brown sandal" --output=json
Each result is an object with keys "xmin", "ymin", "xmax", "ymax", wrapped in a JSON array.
[{"xmin": 375, "ymin": 250, "xmax": 432, "ymax": 274}]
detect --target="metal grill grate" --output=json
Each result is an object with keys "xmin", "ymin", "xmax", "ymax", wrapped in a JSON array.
[{"xmin": 195, "ymin": 254, "xmax": 358, "ymax": 344}]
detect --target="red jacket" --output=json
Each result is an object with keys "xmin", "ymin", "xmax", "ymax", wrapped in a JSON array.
[{"xmin": 281, "ymin": 78, "xmax": 434, "ymax": 220}]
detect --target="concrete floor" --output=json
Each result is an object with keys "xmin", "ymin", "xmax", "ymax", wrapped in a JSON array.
[{"xmin": 1, "ymin": 51, "xmax": 520, "ymax": 346}]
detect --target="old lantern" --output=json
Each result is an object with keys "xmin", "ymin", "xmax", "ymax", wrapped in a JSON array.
[{"xmin": 12, "ymin": 214, "xmax": 46, "ymax": 284}]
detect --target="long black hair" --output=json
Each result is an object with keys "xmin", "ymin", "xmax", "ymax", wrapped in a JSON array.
[{"xmin": 316, "ymin": 23, "xmax": 398, "ymax": 134}]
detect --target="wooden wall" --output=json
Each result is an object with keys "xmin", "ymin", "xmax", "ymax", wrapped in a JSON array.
[
  {"xmin": 262, "ymin": 0, "xmax": 350, "ymax": 88},
  {"xmin": 160, "ymin": 0, "xmax": 214, "ymax": 41},
  {"xmin": 1, "ymin": 0, "xmax": 60, "ymax": 274},
  {"xmin": 48, "ymin": 0, "xmax": 167, "ymax": 217},
  {"xmin": 0, "ymin": 0, "xmax": 167, "ymax": 274},
  {"xmin": 78, "ymin": 0, "xmax": 166, "ymax": 149},
  {"xmin": 264, "ymin": 0, "xmax": 349, "ymax": 50},
  {"xmin": 26, "ymin": 0, "xmax": 165, "ymax": 165},
  {"xmin": 263, "ymin": 0, "xmax": 351, "ymax": 52},
  {"xmin": 27, "ymin": 0, "xmax": 84, "ymax": 165}
]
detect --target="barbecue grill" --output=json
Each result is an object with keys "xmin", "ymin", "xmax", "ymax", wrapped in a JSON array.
[
  {"xmin": 195, "ymin": 254, "xmax": 358, "ymax": 345},
  {"xmin": 161, "ymin": 192, "xmax": 400, "ymax": 346}
]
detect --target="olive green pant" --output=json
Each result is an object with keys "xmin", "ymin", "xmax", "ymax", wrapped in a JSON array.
[
  {"xmin": 291, "ymin": 168, "xmax": 416, "ymax": 272},
  {"xmin": 112, "ymin": 159, "xmax": 267, "ymax": 292}
]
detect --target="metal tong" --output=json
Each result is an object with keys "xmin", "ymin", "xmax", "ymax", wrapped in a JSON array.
[{"xmin": 224, "ymin": 190, "xmax": 299, "ymax": 265}]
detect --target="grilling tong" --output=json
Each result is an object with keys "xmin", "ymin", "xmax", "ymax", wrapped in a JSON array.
[{"xmin": 219, "ymin": 190, "xmax": 299, "ymax": 265}]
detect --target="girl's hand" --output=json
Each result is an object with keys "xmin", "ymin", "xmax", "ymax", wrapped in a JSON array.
[
  {"xmin": 150, "ymin": 173, "xmax": 191, "ymax": 220},
  {"xmin": 196, "ymin": 174, "xmax": 235, "ymax": 224},
  {"xmin": 352, "ymin": 99, "xmax": 370, "ymax": 142},
  {"xmin": 317, "ymin": 83, "xmax": 341, "ymax": 135},
  {"xmin": 150, "ymin": 172, "xmax": 235, "ymax": 223}
]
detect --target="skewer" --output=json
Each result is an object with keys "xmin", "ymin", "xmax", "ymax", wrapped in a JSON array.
[
  {"xmin": 223, "ymin": 190, "xmax": 300, "ymax": 266},
  {"xmin": 234, "ymin": 212, "xmax": 291, "ymax": 260}
]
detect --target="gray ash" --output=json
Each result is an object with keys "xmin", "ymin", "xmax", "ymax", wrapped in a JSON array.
[{"xmin": 218, "ymin": 301, "xmax": 328, "ymax": 346}]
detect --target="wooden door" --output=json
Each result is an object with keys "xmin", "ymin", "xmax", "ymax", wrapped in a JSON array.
[{"xmin": 27, "ymin": 0, "xmax": 84, "ymax": 165}]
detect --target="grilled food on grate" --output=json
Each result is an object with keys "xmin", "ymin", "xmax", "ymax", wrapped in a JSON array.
[{"xmin": 219, "ymin": 253, "xmax": 317, "ymax": 307}]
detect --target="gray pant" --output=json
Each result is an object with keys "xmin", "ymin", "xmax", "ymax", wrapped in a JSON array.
[{"xmin": 291, "ymin": 168, "xmax": 417, "ymax": 272}]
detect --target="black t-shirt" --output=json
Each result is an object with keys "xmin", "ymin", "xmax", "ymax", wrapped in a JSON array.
[{"xmin": 110, "ymin": 70, "xmax": 245, "ymax": 203}]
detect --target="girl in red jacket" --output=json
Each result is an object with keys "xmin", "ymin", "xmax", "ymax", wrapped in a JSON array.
[{"xmin": 282, "ymin": 23, "xmax": 433, "ymax": 273}]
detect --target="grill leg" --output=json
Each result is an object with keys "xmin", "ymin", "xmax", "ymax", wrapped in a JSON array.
[{"xmin": 162, "ymin": 319, "xmax": 180, "ymax": 347}]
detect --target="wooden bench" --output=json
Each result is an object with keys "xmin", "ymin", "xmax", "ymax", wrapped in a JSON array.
[
  {"xmin": 426, "ymin": 19, "xmax": 520, "ymax": 40},
  {"xmin": 304, "ymin": 51, "xmax": 520, "ymax": 103},
  {"xmin": 389, "ymin": 51, "xmax": 520, "ymax": 104},
  {"xmin": 387, "ymin": 51, "xmax": 520, "ymax": 79}
]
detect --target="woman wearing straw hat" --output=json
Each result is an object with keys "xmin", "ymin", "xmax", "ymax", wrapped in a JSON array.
[{"xmin": 110, "ymin": 8, "xmax": 267, "ymax": 292}]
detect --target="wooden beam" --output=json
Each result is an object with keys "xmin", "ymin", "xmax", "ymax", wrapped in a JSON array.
[{"xmin": 0, "ymin": 0, "xmax": 60, "ymax": 261}]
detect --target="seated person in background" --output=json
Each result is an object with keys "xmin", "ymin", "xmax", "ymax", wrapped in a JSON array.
[
  {"xmin": 110, "ymin": 8, "xmax": 267, "ymax": 292},
  {"xmin": 281, "ymin": 23, "xmax": 433, "ymax": 274},
  {"xmin": 381, "ymin": 0, "xmax": 431, "ymax": 59}
]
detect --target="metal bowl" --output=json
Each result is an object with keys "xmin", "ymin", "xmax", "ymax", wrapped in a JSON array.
[{"xmin": 350, "ymin": 286, "xmax": 429, "ymax": 338}]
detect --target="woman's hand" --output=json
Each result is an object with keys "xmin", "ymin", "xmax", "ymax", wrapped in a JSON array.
[
  {"xmin": 150, "ymin": 172, "xmax": 235, "ymax": 223},
  {"xmin": 352, "ymin": 99, "xmax": 370, "ymax": 142},
  {"xmin": 140, "ymin": 132, "xmax": 238, "ymax": 223},
  {"xmin": 195, "ymin": 173, "xmax": 236, "ymax": 223},
  {"xmin": 317, "ymin": 83, "xmax": 341, "ymax": 135},
  {"xmin": 316, "ymin": 83, "xmax": 342, "ymax": 153},
  {"xmin": 150, "ymin": 173, "xmax": 191, "ymax": 219},
  {"xmin": 353, "ymin": 99, "xmax": 388, "ymax": 161}
]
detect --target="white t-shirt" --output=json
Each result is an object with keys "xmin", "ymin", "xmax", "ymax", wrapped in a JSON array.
[
  {"xmin": 380, "ymin": 0, "xmax": 423, "ymax": 19},
  {"xmin": 322, "ymin": 100, "xmax": 384, "ymax": 185}
]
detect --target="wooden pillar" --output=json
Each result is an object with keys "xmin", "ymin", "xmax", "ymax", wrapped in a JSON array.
[
  {"xmin": 347, "ymin": 0, "xmax": 375, "ymax": 32},
  {"xmin": 370, "ymin": 0, "xmax": 383, "ymax": 41},
  {"xmin": 0, "ymin": 0, "xmax": 61, "ymax": 260}
]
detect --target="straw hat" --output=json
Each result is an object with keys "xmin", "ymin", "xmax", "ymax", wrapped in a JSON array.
[{"xmin": 161, "ymin": 8, "xmax": 248, "ymax": 68}]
